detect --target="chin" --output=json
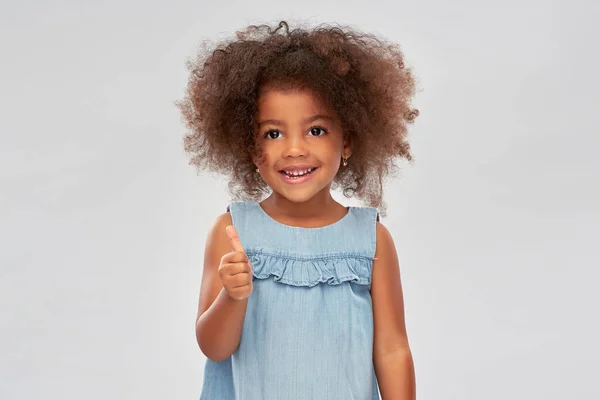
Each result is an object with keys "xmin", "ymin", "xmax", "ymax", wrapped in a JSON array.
[
  {"xmin": 262, "ymin": 170, "xmax": 333, "ymax": 203},
  {"xmin": 273, "ymin": 190, "xmax": 312, "ymax": 203},
  {"xmin": 269, "ymin": 185, "xmax": 325, "ymax": 204}
]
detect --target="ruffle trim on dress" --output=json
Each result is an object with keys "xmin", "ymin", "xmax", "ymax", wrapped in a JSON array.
[{"xmin": 248, "ymin": 252, "xmax": 373, "ymax": 287}]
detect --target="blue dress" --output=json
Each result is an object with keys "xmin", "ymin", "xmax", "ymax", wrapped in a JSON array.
[{"xmin": 200, "ymin": 201, "xmax": 380, "ymax": 399}]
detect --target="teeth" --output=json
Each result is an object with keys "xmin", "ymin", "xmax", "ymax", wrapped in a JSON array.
[{"xmin": 284, "ymin": 168, "xmax": 314, "ymax": 177}]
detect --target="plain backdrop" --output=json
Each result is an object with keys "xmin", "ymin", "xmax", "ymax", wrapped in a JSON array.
[{"xmin": 1, "ymin": 0, "xmax": 599, "ymax": 399}]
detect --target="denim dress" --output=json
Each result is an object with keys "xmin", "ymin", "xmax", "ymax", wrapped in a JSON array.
[{"xmin": 200, "ymin": 201, "xmax": 380, "ymax": 400}]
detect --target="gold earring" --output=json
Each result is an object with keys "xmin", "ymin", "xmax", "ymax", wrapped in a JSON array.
[{"xmin": 342, "ymin": 157, "xmax": 348, "ymax": 167}]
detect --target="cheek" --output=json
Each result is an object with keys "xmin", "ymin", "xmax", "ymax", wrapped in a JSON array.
[
  {"xmin": 322, "ymin": 140, "xmax": 344, "ymax": 162},
  {"xmin": 252, "ymin": 140, "xmax": 269, "ymax": 165},
  {"xmin": 255, "ymin": 147, "xmax": 273, "ymax": 166},
  {"xmin": 255, "ymin": 154, "xmax": 267, "ymax": 166}
]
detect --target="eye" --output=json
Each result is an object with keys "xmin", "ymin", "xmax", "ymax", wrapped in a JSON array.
[
  {"xmin": 265, "ymin": 130, "xmax": 282, "ymax": 139},
  {"xmin": 309, "ymin": 127, "xmax": 327, "ymax": 136}
]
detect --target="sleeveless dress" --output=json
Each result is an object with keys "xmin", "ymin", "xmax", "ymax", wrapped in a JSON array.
[{"xmin": 200, "ymin": 201, "xmax": 381, "ymax": 400}]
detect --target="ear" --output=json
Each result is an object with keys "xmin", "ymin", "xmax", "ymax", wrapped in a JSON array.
[{"xmin": 342, "ymin": 135, "xmax": 352, "ymax": 159}]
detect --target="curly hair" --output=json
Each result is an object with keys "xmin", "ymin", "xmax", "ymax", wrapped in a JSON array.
[{"xmin": 177, "ymin": 21, "xmax": 419, "ymax": 213}]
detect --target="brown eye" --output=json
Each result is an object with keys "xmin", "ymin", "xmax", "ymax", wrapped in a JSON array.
[
  {"xmin": 309, "ymin": 127, "xmax": 326, "ymax": 136},
  {"xmin": 265, "ymin": 130, "xmax": 282, "ymax": 139}
]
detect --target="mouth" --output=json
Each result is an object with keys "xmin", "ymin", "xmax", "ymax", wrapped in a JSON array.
[{"xmin": 279, "ymin": 167, "xmax": 318, "ymax": 183}]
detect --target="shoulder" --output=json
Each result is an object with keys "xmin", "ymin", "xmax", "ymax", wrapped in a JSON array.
[
  {"xmin": 371, "ymin": 222, "xmax": 402, "ymax": 301},
  {"xmin": 210, "ymin": 211, "xmax": 233, "ymax": 232},
  {"xmin": 374, "ymin": 221, "xmax": 398, "ymax": 260},
  {"xmin": 220, "ymin": 209, "xmax": 233, "ymax": 223},
  {"xmin": 204, "ymin": 211, "xmax": 233, "ymax": 251},
  {"xmin": 375, "ymin": 221, "xmax": 393, "ymax": 241},
  {"xmin": 343, "ymin": 206, "xmax": 380, "ymax": 255},
  {"xmin": 225, "ymin": 201, "xmax": 256, "ymax": 224},
  {"xmin": 348, "ymin": 206, "xmax": 379, "ymax": 230}
]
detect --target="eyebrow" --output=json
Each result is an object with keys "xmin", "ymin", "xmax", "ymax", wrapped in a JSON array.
[{"xmin": 257, "ymin": 114, "xmax": 334, "ymax": 127}]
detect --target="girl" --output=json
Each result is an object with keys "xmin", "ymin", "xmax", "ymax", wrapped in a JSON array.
[{"xmin": 178, "ymin": 21, "xmax": 419, "ymax": 400}]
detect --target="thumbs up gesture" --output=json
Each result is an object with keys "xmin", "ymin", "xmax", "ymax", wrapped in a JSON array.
[{"xmin": 218, "ymin": 225, "xmax": 254, "ymax": 300}]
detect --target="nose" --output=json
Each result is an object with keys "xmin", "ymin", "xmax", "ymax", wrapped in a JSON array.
[{"xmin": 283, "ymin": 132, "xmax": 308, "ymax": 158}]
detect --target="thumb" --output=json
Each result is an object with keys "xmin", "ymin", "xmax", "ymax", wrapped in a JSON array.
[{"xmin": 225, "ymin": 225, "xmax": 245, "ymax": 253}]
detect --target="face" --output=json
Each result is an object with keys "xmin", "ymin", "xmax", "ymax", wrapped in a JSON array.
[{"xmin": 253, "ymin": 86, "xmax": 351, "ymax": 204}]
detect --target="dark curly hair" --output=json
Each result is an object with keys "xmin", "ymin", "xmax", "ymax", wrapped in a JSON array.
[{"xmin": 177, "ymin": 21, "xmax": 419, "ymax": 213}]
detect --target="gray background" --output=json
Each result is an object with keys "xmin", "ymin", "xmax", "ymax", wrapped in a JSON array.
[{"xmin": 1, "ymin": 0, "xmax": 598, "ymax": 399}]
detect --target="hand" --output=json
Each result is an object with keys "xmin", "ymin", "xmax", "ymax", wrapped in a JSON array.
[{"xmin": 218, "ymin": 225, "xmax": 253, "ymax": 300}]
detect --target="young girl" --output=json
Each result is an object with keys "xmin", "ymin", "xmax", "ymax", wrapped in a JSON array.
[{"xmin": 178, "ymin": 21, "xmax": 419, "ymax": 400}]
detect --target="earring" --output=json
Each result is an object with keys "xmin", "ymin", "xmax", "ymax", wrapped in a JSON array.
[
  {"xmin": 342, "ymin": 157, "xmax": 348, "ymax": 167},
  {"xmin": 256, "ymin": 168, "xmax": 259, "ymax": 173}
]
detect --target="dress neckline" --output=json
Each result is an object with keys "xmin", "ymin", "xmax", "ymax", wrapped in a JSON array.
[{"xmin": 253, "ymin": 201, "xmax": 352, "ymax": 231}]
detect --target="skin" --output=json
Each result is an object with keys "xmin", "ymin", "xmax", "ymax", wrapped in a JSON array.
[
  {"xmin": 195, "ymin": 86, "xmax": 415, "ymax": 399},
  {"xmin": 195, "ymin": 212, "xmax": 250, "ymax": 362},
  {"xmin": 372, "ymin": 223, "xmax": 416, "ymax": 399},
  {"xmin": 253, "ymin": 84, "xmax": 352, "ymax": 225}
]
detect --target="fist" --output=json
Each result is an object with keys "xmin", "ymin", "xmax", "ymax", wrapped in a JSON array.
[{"xmin": 218, "ymin": 225, "xmax": 253, "ymax": 300}]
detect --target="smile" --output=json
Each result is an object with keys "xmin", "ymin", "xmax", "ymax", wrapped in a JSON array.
[{"xmin": 279, "ymin": 167, "xmax": 318, "ymax": 183}]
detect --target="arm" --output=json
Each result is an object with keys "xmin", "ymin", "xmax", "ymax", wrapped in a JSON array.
[
  {"xmin": 372, "ymin": 222, "xmax": 416, "ymax": 400},
  {"xmin": 195, "ymin": 212, "xmax": 249, "ymax": 362}
]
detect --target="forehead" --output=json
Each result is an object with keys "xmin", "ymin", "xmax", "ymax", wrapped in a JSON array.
[{"xmin": 256, "ymin": 85, "xmax": 334, "ymax": 117}]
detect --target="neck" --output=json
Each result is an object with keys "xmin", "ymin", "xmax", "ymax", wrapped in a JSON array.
[{"xmin": 263, "ymin": 189, "xmax": 339, "ymax": 219}]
